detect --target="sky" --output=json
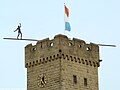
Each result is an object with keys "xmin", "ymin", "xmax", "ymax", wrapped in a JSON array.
[{"xmin": 0, "ymin": 0, "xmax": 120, "ymax": 90}]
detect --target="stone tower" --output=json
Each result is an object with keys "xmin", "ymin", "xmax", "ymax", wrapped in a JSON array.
[{"xmin": 25, "ymin": 34, "xmax": 100, "ymax": 90}]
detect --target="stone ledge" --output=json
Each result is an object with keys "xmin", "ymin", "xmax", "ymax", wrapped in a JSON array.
[{"xmin": 25, "ymin": 53, "xmax": 99, "ymax": 68}]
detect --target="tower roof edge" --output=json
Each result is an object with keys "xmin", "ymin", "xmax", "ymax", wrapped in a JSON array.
[{"xmin": 54, "ymin": 34, "xmax": 68, "ymax": 39}]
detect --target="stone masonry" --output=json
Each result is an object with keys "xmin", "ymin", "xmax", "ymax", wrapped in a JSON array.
[{"xmin": 25, "ymin": 34, "xmax": 100, "ymax": 90}]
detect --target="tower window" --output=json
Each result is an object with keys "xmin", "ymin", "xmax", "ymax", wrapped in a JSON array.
[
  {"xmin": 84, "ymin": 78, "xmax": 87, "ymax": 86},
  {"xmin": 86, "ymin": 47, "xmax": 90, "ymax": 51},
  {"xmin": 50, "ymin": 42, "xmax": 54, "ymax": 46},
  {"xmin": 68, "ymin": 42, "xmax": 72, "ymax": 46},
  {"xmin": 73, "ymin": 75, "xmax": 77, "ymax": 84},
  {"xmin": 32, "ymin": 47, "xmax": 36, "ymax": 51},
  {"xmin": 79, "ymin": 45, "xmax": 82, "ymax": 48}
]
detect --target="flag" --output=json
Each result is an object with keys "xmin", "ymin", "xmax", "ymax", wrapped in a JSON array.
[
  {"xmin": 64, "ymin": 5, "xmax": 71, "ymax": 31},
  {"xmin": 64, "ymin": 5, "xmax": 69, "ymax": 17},
  {"xmin": 65, "ymin": 22, "xmax": 71, "ymax": 31}
]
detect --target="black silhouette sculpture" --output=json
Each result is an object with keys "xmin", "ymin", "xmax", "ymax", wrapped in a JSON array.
[{"xmin": 14, "ymin": 23, "xmax": 22, "ymax": 39}]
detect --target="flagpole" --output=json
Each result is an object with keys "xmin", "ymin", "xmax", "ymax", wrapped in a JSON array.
[
  {"xmin": 64, "ymin": 3, "xmax": 66, "ymax": 35},
  {"xmin": 64, "ymin": 29, "xmax": 66, "ymax": 34}
]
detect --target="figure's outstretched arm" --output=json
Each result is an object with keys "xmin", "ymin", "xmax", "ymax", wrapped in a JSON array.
[
  {"xmin": 19, "ymin": 23, "xmax": 21, "ymax": 28},
  {"xmin": 14, "ymin": 29, "xmax": 17, "ymax": 32}
]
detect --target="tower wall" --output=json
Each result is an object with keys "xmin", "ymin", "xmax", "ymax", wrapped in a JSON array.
[
  {"xmin": 25, "ymin": 34, "xmax": 100, "ymax": 90},
  {"xmin": 60, "ymin": 56, "xmax": 98, "ymax": 90}
]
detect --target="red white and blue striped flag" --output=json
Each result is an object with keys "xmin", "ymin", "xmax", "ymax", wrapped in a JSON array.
[{"xmin": 64, "ymin": 4, "xmax": 71, "ymax": 31}]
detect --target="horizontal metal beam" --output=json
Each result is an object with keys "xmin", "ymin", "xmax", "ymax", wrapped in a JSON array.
[
  {"xmin": 3, "ymin": 38, "xmax": 38, "ymax": 41},
  {"xmin": 97, "ymin": 44, "xmax": 116, "ymax": 47}
]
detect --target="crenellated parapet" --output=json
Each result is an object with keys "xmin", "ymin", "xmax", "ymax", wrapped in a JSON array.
[{"xmin": 25, "ymin": 34, "xmax": 100, "ymax": 68}]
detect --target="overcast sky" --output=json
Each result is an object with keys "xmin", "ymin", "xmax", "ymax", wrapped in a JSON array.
[{"xmin": 0, "ymin": 0, "xmax": 120, "ymax": 90}]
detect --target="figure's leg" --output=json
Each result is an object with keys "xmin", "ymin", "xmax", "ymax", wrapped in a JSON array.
[
  {"xmin": 17, "ymin": 33, "xmax": 20, "ymax": 39},
  {"xmin": 20, "ymin": 32, "xmax": 22, "ymax": 39}
]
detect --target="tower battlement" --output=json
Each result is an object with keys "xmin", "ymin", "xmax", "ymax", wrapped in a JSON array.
[{"xmin": 25, "ymin": 34, "xmax": 100, "ymax": 68}]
